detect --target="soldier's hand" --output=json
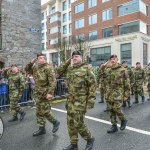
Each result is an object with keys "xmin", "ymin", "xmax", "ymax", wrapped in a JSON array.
[
  {"xmin": 66, "ymin": 57, "xmax": 72, "ymax": 64},
  {"xmin": 31, "ymin": 58, "xmax": 37, "ymax": 63},
  {"xmin": 46, "ymin": 94, "xmax": 53, "ymax": 100},
  {"xmin": 124, "ymin": 97, "xmax": 128, "ymax": 101}
]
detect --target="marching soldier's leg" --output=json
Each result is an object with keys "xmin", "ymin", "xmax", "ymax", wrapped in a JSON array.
[
  {"xmin": 44, "ymin": 102, "xmax": 60, "ymax": 133},
  {"xmin": 147, "ymin": 83, "xmax": 150, "ymax": 100},
  {"xmin": 138, "ymin": 85, "xmax": 145, "ymax": 102},
  {"xmin": 63, "ymin": 113, "xmax": 78, "ymax": 150},
  {"xmin": 99, "ymin": 86, "xmax": 104, "ymax": 103},
  {"xmin": 33, "ymin": 102, "xmax": 46, "ymax": 136},
  {"xmin": 133, "ymin": 91, "xmax": 139, "ymax": 104},
  {"xmin": 77, "ymin": 112, "xmax": 94, "ymax": 150},
  {"xmin": 122, "ymin": 101, "xmax": 126, "ymax": 108},
  {"xmin": 107, "ymin": 102, "xmax": 118, "ymax": 133},
  {"xmin": 127, "ymin": 97, "xmax": 131, "ymax": 108},
  {"xmin": 113, "ymin": 101, "xmax": 127, "ymax": 131},
  {"xmin": 8, "ymin": 91, "xmax": 26, "ymax": 122}
]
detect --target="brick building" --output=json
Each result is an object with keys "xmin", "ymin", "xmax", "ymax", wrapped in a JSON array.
[{"xmin": 41, "ymin": 0, "xmax": 150, "ymax": 66}]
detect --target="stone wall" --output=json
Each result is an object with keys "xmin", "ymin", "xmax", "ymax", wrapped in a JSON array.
[{"xmin": 0, "ymin": 0, "xmax": 41, "ymax": 69}]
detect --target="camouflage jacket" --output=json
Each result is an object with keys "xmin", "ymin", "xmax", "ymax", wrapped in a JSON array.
[
  {"xmin": 133, "ymin": 67, "xmax": 145, "ymax": 85},
  {"xmin": 2, "ymin": 69, "xmax": 25, "ymax": 93},
  {"xmin": 124, "ymin": 66, "xmax": 135, "ymax": 86},
  {"xmin": 145, "ymin": 68, "xmax": 150, "ymax": 83},
  {"xmin": 25, "ymin": 62, "xmax": 56, "ymax": 98},
  {"xmin": 108, "ymin": 63, "xmax": 130, "ymax": 101},
  {"xmin": 97, "ymin": 66, "xmax": 106, "ymax": 85},
  {"xmin": 57, "ymin": 61, "xmax": 96, "ymax": 113}
]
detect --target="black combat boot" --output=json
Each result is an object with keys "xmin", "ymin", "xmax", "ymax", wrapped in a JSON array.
[
  {"xmin": 133, "ymin": 95, "xmax": 139, "ymax": 104},
  {"xmin": 8, "ymin": 116, "xmax": 18, "ymax": 122},
  {"xmin": 52, "ymin": 120, "xmax": 60, "ymax": 133},
  {"xmin": 122, "ymin": 101, "xmax": 126, "ymax": 107},
  {"xmin": 98, "ymin": 97, "xmax": 104, "ymax": 103},
  {"xmin": 141, "ymin": 96, "xmax": 145, "ymax": 103},
  {"xmin": 33, "ymin": 127, "xmax": 46, "ymax": 136},
  {"xmin": 107, "ymin": 125, "xmax": 118, "ymax": 133},
  {"xmin": 120, "ymin": 119, "xmax": 128, "ymax": 130},
  {"xmin": 20, "ymin": 111, "xmax": 26, "ymax": 121},
  {"xmin": 85, "ymin": 137, "xmax": 95, "ymax": 150},
  {"xmin": 63, "ymin": 144, "xmax": 78, "ymax": 150}
]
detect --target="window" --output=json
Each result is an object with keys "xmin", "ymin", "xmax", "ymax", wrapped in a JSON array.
[
  {"xmin": 76, "ymin": 34, "xmax": 85, "ymax": 41},
  {"xmin": 52, "ymin": 52, "xmax": 58, "ymax": 64},
  {"xmin": 41, "ymin": 12, "xmax": 45, "ymax": 20},
  {"xmin": 68, "ymin": 0, "xmax": 71, "ymax": 8},
  {"xmin": 49, "ymin": 26, "xmax": 61, "ymax": 34},
  {"xmin": 41, "ymin": 23, "xmax": 44, "ymax": 30},
  {"xmin": 121, "ymin": 43, "xmax": 132, "ymax": 66},
  {"xmin": 41, "ymin": 33, "xmax": 44, "ymax": 40},
  {"xmin": 49, "ymin": 38, "xmax": 59, "ymax": 45},
  {"xmin": 75, "ymin": 3, "xmax": 84, "ymax": 13},
  {"xmin": 69, "ymin": 11, "xmax": 72, "ymax": 20},
  {"xmin": 41, "ymin": 43, "xmax": 45, "ymax": 50},
  {"xmin": 63, "ymin": 25, "xmax": 67, "ymax": 34},
  {"xmin": 118, "ymin": 0, "xmax": 147, "ymax": 16},
  {"xmin": 119, "ymin": 21, "xmax": 139, "ymax": 35},
  {"xmin": 63, "ymin": 1, "xmax": 67, "ymax": 11},
  {"xmin": 102, "ymin": 27, "xmax": 113, "ymax": 38},
  {"xmin": 88, "ymin": 0, "xmax": 97, "ymax": 8},
  {"xmin": 140, "ymin": 21, "xmax": 147, "ymax": 34},
  {"xmin": 89, "ymin": 14, "xmax": 97, "ymax": 25},
  {"xmin": 75, "ymin": 18, "xmax": 84, "ymax": 29},
  {"xmin": 89, "ymin": 31, "xmax": 98, "ymax": 41},
  {"xmin": 90, "ymin": 46, "xmax": 111, "ymax": 66},
  {"xmin": 143, "ymin": 43, "xmax": 148, "ymax": 65},
  {"xmin": 50, "ymin": 7, "xmax": 55, "ymax": 14},
  {"xmin": 102, "ymin": 9, "xmax": 112, "ymax": 21},
  {"xmin": 102, "ymin": 0, "xmax": 110, "ymax": 3},
  {"xmin": 69, "ymin": 24, "xmax": 72, "ymax": 33},
  {"xmin": 63, "ymin": 13, "xmax": 67, "ymax": 22},
  {"xmin": 49, "ymin": 15, "xmax": 60, "ymax": 23}
]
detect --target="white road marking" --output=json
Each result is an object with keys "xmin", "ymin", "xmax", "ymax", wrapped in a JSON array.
[
  {"xmin": 31, "ymin": 106, "xmax": 150, "ymax": 136},
  {"xmin": 51, "ymin": 107, "xmax": 150, "ymax": 136}
]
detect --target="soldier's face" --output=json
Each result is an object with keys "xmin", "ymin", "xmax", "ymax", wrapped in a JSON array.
[
  {"xmin": 122, "ymin": 63, "xmax": 128, "ymax": 67},
  {"xmin": 72, "ymin": 55, "xmax": 82, "ymax": 64},
  {"xmin": 37, "ymin": 56, "xmax": 46, "ymax": 64},
  {"xmin": 11, "ymin": 66, "xmax": 18, "ymax": 73},
  {"xmin": 136, "ymin": 64, "xmax": 141, "ymax": 68},
  {"xmin": 110, "ymin": 57, "xmax": 118, "ymax": 65}
]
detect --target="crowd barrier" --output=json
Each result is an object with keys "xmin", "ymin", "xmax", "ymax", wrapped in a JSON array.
[{"xmin": 0, "ymin": 78, "xmax": 68, "ymax": 110}]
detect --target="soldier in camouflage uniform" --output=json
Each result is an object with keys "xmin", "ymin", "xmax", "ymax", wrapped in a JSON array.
[
  {"xmin": 131, "ymin": 66, "xmax": 135, "ymax": 95},
  {"xmin": 107, "ymin": 55, "xmax": 130, "ymax": 133},
  {"xmin": 145, "ymin": 63, "xmax": 150, "ymax": 100},
  {"xmin": 133, "ymin": 62, "xmax": 145, "ymax": 104},
  {"xmin": 2, "ymin": 65, "xmax": 26, "ymax": 122},
  {"xmin": 25, "ymin": 53, "xmax": 60, "ymax": 136},
  {"xmin": 57, "ymin": 51, "xmax": 96, "ymax": 150},
  {"xmin": 97, "ymin": 63, "xmax": 105, "ymax": 103},
  {"xmin": 100, "ymin": 60, "xmax": 112, "ymax": 112},
  {"xmin": 122, "ymin": 61, "xmax": 134, "ymax": 107}
]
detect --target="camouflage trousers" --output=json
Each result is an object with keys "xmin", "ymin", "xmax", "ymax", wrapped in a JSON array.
[
  {"xmin": 107, "ymin": 101, "xmax": 126, "ymax": 125},
  {"xmin": 67, "ymin": 112, "xmax": 92, "ymax": 144},
  {"xmin": 36, "ymin": 101, "xmax": 56, "ymax": 127},
  {"xmin": 134, "ymin": 84, "xmax": 144, "ymax": 97},
  {"xmin": 99, "ymin": 83, "xmax": 105, "ymax": 98},
  {"xmin": 9, "ymin": 90, "xmax": 23, "ymax": 117}
]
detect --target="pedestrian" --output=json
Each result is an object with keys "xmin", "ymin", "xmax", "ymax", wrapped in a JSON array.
[
  {"xmin": 122, "ymin": 61, "xmax": 134, "ymax": 108},
  {"xmin": 145, "ymin": 63, "xmax": 150, "ymax": 100},
  {"xmin": 25, "ymin": 53, "xmax": 60, "ymax": 136},
  {"xmin": 107, "ymin": 55, "xmax": 130, "ymax": 133},
  {"xmin": 133, "ymin": 62, "xmax": 145, "ymax": 104},
  {"xmin": 57, "ymin": 50, "xmax": 96, "ymax": 150},
  {"xmin": 97, "ymin": 63, "xmax": 105, "ymax": 103},
  {"xmin": 2, "ymin": 65, "xmax": 26, "ymax": 122}
]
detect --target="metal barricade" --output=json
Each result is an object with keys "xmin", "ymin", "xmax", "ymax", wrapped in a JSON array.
[{"xmin": 0, "ymin": 78, "xmax": 68, "ymax": 109}]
